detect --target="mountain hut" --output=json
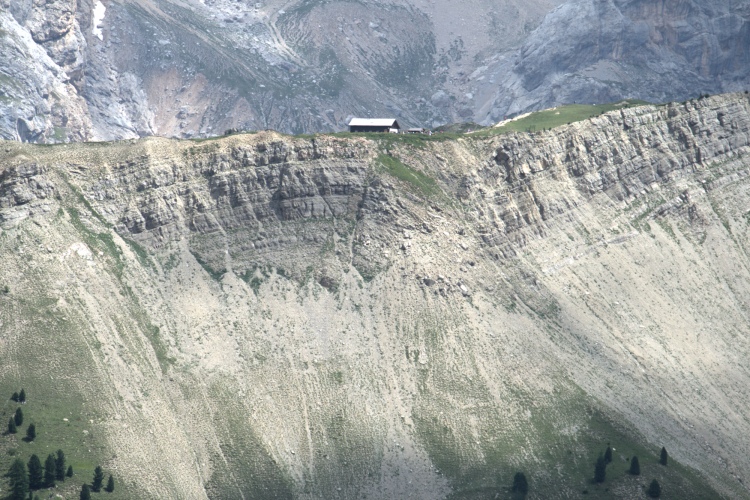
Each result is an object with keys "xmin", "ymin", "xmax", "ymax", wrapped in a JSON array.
[{"xmin": 348, "ymin": 118, "xmax": 401, "ymax": 133}]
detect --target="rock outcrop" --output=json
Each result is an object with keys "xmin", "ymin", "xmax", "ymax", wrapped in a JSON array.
[{"xmin": 0, "ymin": 7, "xmax": 92, "ymax": 143}]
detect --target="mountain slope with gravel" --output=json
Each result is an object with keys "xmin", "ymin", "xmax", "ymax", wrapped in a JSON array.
[{"xmin": 1, "ymin": 93, "xmax": 750, "ymax": 498}]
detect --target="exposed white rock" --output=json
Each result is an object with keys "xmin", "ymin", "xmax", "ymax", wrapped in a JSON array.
[{"xmin": 92, "ymin": 1, "xmax": 105, "ymax": 40}]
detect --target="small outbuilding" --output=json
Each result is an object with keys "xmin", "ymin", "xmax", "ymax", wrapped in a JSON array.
[
  {"xmin": 407, "ymin": 127, "xmax": 425, "ymax": 134},
  {"xmin": 348, "ymin": 118, "xmax": 400, "ymax": 133}
]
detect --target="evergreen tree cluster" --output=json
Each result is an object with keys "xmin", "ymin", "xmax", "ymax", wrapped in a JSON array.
[
  {"xmin": 6, "ymin": 402, "xmax": 25, "ymax": 435},
  {"xmin": 23, "ymin": 449, "xmax": 68, "ymax": 491},
  {"xmin": 590, "ymin": 443, "xmax": 669, "ymax": 496},
  {"xmin": 5, "ymin": 390, "xmax": 34, "ymax": 440},
  {"xmin": 5, "ymin": 452, "xmax": 115, "ymax": 496},
  {"xmin": 4, "ymin": 389, "xmax": 117, "ymax": 497},
  {"xmin": 10, "ymin": 388, "xmax": 26, "ymax": 403},
  {"xmin": 91, "ymin": 465, "xmax": 116, "ymax": 493}
]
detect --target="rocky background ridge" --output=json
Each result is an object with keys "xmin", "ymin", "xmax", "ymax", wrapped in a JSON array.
[{"xmin": 1, "ymin": 0, "xmax": 748, "ymax": 142}]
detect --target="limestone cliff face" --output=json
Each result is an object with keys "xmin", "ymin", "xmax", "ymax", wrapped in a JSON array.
[
  {"xmin": 468, "ymin": 96, "xmax": 750, "ymax": 254},
  {"xmin": 2, "ymin": 94, "xmax": 750, "ymax": 498},
  {"xmin": 65, "ymin": 94, "xmax": 750, "ymax": 272}
]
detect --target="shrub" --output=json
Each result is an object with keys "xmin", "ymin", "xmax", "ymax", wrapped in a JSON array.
[
  {"xmin": 647, "ymin": 479, "xmax": 661, "ymax": 498},
  {"xmin": 44, "ymin": 454, "xmax": 56, "ymax": 488},
  {"xmin": 27, "ymin": 454, "xmax": 43, "ymax": 490},
  {"xmin": 629, "ymin": 456, "xmax": 640, "ymax": 475},
  {"xmin": 594, "ymin": 454, "xmax": 606, "ymax": 483},
  {"xmin": 80, "ymin": 484, "xmax": 91, "ymax": 500},
  {"xmin": 7, "ymin": 458, "xmax": 29, "ymax": 500},
  {"xmin": 660, "ymin": 447, "xmax": 668, "ymax": 466},
  {"xmin": 25, "ymin": 423, "xmax": 36, "ymax": 442},
  {"xmin": 92, "ymin": 465, "xmax": 104, "ymax": 492},
  {"xmin": 105, "ymin": 474, "xmax": 115, "ymax": 493},
  {"xmin": 512, "ymin": 471, "xmax": 529, "ymax": 496},
  {"xmin": 55, "ymin": 450, "xmax": 66, "ymax": 481}
]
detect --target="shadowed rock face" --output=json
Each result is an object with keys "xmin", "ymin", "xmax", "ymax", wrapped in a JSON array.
[
  {"xmin": 2, "ymin": 94, "xmax": 750, "ymax": 499},
  {"xmin": 2, "ymin": 0, "xmax": 749, "ymax": 142},
  {"xmin": 480, "ymin": 0, "xmax": 750, "ymax": 121}
]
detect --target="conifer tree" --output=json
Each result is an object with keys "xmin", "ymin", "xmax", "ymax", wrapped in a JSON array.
[
  {"xmin": 14, "ymin": 407, "xmax": 23, "ymax": 426},
  {"xmin": 659, "ymin": 447, "xmax": 668, "ymax": 466},
  {"xmin": 66, "ymin": 465, "xmax": 74, "ymax": 478},
  {"xmin": 44, "ymin": 454, "xmax": 56, "ymax": 488},
  {"xmin": 19, "ymin": 389, "xmax": 26, "ymax": 403},
  {"xmin": 8, "ymin": 416, "xmax": 17, "ymax": 434},
  {"xmin": 27, "ymin": 454, "xmax": 43, "ymax": 490},
  {"xmin": 594, "ymin": 454, "xmax": 606, "ymax": 483},
  {"xmin": 7, "ymin": 458, "xmax": 29, "ymax": 500},
  {"xmin": 55, "ymin": 449, "xmax": 66, "ymax": 481},
  {"xmin": 11, "ymin": 391, "xmax": 19, "ymax": 402},
  {"xmin": 604, "ymin": 445, "xmax": 613, "ymax": 464},
  {"xmin": 629, "ymin": 456, "xmax": 640, "ymax": 475},
  {"xmin": 512, "ymin": 471, "xmax": 529, "ymax": 496},
  {"xmin": 92, "ymin": 465, "xmax": 104, "ymax": 492},
  {"xmin": 25, "ymin": 423, "xmax": 36, "ymax": 442},
  {"xmin": 105, "ymin": 474, "xmax": 115, "ymax": 493},
  {"xmin": 647, "ymin": 479, "xmax": 662, "ymax": 498},
  {"xmin": 80, "ymin": 484, "xmax": 91, "ymax": 500}
]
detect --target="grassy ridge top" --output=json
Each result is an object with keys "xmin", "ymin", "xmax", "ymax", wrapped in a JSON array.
[{"xmin": 490, "ymin": 100, "xmax": 651, "ymax": 134}]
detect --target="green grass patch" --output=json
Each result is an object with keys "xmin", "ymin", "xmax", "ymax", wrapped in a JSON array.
[
  {"xmin": 189, "ymin": 250, "xmax": 225, "ymax": 281},
  {"xmin": 53, "ymin": 126, "xmax": 68, "ymax": 142},
  {"xmin": 240, "ymin": 268, "xmax": 264, "ymax": 295},
  {"xmin": 0, "ymin": 394, "xmax": 134, "ymax": 499},
  {"xmin": 66, "ymin": 207, "xmax": 125, "ymax": 279},
  {"xmin": 411, "ymin": 355, "xmax": 724, "ymax": 500},
  {"xmin": 123, "ymin": 238, "xmax": 155, "ymax": 271},
  {"xmin": 376, "ymin": 154, "xmax": 439, "ymax": 198},
  {"xmin": 0, "ymin": 297, "xmax": 137, "ymax": 499}
]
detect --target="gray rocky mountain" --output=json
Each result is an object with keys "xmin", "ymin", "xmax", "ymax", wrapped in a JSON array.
[
  {"xmin": 1, "ymin": 93, "xmax": 750, "ymax": 498},
  {"xmin": 2, "ymin": 0, "xmax": 748, "ymax": 142},
  {"xmin": 478, "ymin": 0, "xmax": 750, "ymax": 122}
]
